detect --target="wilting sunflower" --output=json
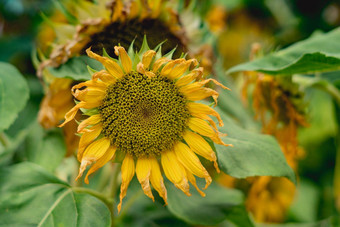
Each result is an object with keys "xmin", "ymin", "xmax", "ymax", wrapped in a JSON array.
[
  {"xmin": 36, "ymin": 0, "xmax": 213, "ymax": 153},
  {"xmin": 59, "ymin": 41, "xmax": 230, "ymax": 211}
]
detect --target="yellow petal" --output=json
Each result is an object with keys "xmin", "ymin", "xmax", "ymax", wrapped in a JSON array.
[
  {"xmin": 161, "ymin": 150, "xmax": 191, "ymax": 196},
  {"xmin": 168, "ymin": 59, "xmax": 198, "ymax": 80},
  {"xmin": 92, "ymin": 70, "xmax": 116, "ymax": 84},
  {"xmin": 174, "ymin": 142, "xmax": 212, "ymax": 189},
  {"xmin": 187, "ymin": 102, "xmax": 223, "ymax": 127},
  {"xmin": 142, "ymin": 50, "xmax": 156, "ymax": 69},
  {"xmin": 84, "ymin": 146, "xmax": 117, "ymax": 184},
  {"xmin": 72, "ymin": 87, "xmax": 106, "ymax": 103},
  {"xmin": 186, "ymin": 170, "xmax": 205, "ymax": 197},
  {"xmin": 183, "ymin": 130, "xmax": 220, "ymax": 173},
  {"xmin": 183, "ymin": 87, "xmax": 219, "ymax": 105},
  {"xmin": 152, "ymin": 57, "xmax": 170, "ymax": 72},
  {"xmin": 114, "ymin": 46, "xmax": 132, "ymax": 73},
  {"xmin": 118, "ymin": 154, "xmax": 135, "ymax": 213},
  {"xmin": 136, "ymin": 157, "xmax": 154, "ymax": 201},
  {"xmin": 86, "ymin": 47, "xmax": 124, "ymax": 79},
  {"xmin": 137, "ymin": 62, "xmax": 155, "ymax": 78},
  {"xmin": 77, "ymin": 114, "xmax": 101, "ymax": 133},
  {"xmin": 160, "ymin": 59, "xmax": 185, "ymax": 77},
  {"xmin": 149, "ymin": 157, "xmax": 167, "ymax": 205},
  {"xmin": 188, "ymin": 118, "xmax": 231, "ymax": 146},
  {"xmin": 76, "ymin": 137, "xmax": 111, "ymax": 181},
  {"xmin": 78, "ymin": 124, "xmax": 102, "ymax": 160},
  {"xmin": 175, "ymin": 67, "xmax": 203, "ymax": 87},
  {"xmin": 59, "ymin": 101, "xmax": 86, "ymax": 127}
]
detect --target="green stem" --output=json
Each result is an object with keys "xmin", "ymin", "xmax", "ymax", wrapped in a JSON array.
[
  {"xmin": 116, "ymin": 189, "xmax": 144, "ymax": 223},
  {"xmin": 0, "ymin": 132, "xmax": 10, "ymax": 148},
  {"xmin": 72, "ymin": 187, "xmax": 113, "ymax": 207},
  {"xmin": 335, "ymin": 138, "xmax": 340, "ymax": 213}
]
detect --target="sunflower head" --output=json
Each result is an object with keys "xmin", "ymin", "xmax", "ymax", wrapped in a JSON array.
[{"xmin": 60, "ymin": 38, "xmax": 231, "ymax": 212}]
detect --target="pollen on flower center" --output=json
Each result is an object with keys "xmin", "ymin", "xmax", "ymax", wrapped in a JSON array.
[{"xmin": 99, "ymin": 70, "xmax": 190, "ymax": 157}]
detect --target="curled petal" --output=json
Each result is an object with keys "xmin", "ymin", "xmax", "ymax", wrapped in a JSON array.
[
  {"xmin": 152, "ymin": 57, "xmax": 170, "ymax": 72},
  {"xmin": 59, "ymin": 101, "xmax": 87, "ymax": 127},
  {"xmin": 186, "ymin": 170, "xmax": 205, "ymax": 197},
  {"xmin": 77, "ymin": 114, "xmax": 101, "ymax": 133},
  {"xmin": 167, "ymin": 59, "xmax": 198, "ymax": 80},
  {"xmin": 183, "ymin": 87, "xmax": 220, "ymax": 105},
  {"xmin": 136, "ymin": 157, "xmax": 154, "ymax": 201},
  {"xmin": 118, "ymin": 154, "xmax": 135, "ymax": 213},
  {"xmin": 142, "ymin": 50, "xmax": 156, "ymax": 69},
  {"xmin": 137, "ymin": 62, "xmax": 155, "ymax": 78},
  {"xmin": 160, "ymin": 59, "xmax": 185, "ymax": 77},
  {"xmin": 174, "ymin": 142, "xmax": 212, "ymax": 189},
  {"xmin": 114, "ymin": 46, "xmax": 132, "ymax": 73},
  {"xmin": 92, "ymin": 70, "xmax": 116, "ymax": 84},
  {"xmin": 86, "ymin": 47, "xmax": 124, "ymax": 79},
  {"xmin": 161, "ymin": 150, "xmax": 191, "ymax": 196}
]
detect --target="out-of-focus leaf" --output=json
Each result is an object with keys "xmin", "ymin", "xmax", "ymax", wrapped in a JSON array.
[
  {"xmin": 289, "ymin": 180, "xmax": 319, "ymax": 222},
  {"xmin": 166, "ymin": 180, "xmax": 254, "ymax": 226},
  {"xmin": 0, "ymin": 162, "xmax": 111, "ymax": 227},
  {"xmin": 215, "ymin": 108, "xmax": 297, "ymax": 184},
  {"xmin": 26, "ymin": 127, "xmax": 66, "ymax": 173},
  {"xmin": 227, "ymin": 28, "xmax": 340, "ymax": 76},
  {"xmin": 47, "ymin": 56, "xmax": 104, "ymax": 81},
  {"xmin": 0, "ymin": 62, "xmax": 29, "ymax": 131}
]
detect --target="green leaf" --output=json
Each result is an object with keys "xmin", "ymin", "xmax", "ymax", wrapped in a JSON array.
[
  {"xmin": 0, "ymin": 62, "xmax": 29, "ymax": 131},
  {"xmin": 166, "ymin": 180, "xmax": 254, "ymax": 226},
  {"xmin": 215, "ymin": 109, "xmax": 297, "ymax": 184},
  {"xmin": 47, "ymin": 56, "xmax": 104, "ymax": 81},
  {"xmin": 0, "ymin": 162, "xmax": 111, "ymax": 227},
  {"xmin": 227, "ymin": 28, "xmax": 340, "ymax": 75}
]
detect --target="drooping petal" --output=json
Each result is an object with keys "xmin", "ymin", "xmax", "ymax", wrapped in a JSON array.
[
  {"xmin": 186, "ymin": 169, "xmax": 205, "ymax": 197},
  {"xmin": 136, "ymin": 157, "xmax": 154, "ymax": 201},
  {"xmin": 115, "ymin": 46, "xmax": 132, "ymax": 73},
  {"xmin": 183, "ymin": 130, "xmax": 220, "ymax": 173},
  {"xmin": 161, "ymin": 150, "xmax": 191, "ymax": 196},
  {"xmin": 84, "ymin": 146, "xmax": 117, "ymax": 184},
  {"xmin": 86, "ymin": 47, "xmax": 124, "ymax": 79},
  {"xmin": 77, "ymin": 114, "xmax": 101, "ymax": 133},
  {"xmin": 76, "ymin": 137, "xmax": 111, "ymax": 181},
  {"xmin": 152, "ymin": 57, "xmax": 170, "ymax": 72},
  {"xmin": 173, "ymin": 142, "xmax": 212, "ymax": 189},
  {"xmin": 183, "ymin": 87, "xmax": 219, "ymax": 105},
  {"xmin": 149, "ymin": 157, "xmax": 167, "ymax": 205},
  {"xmin": 59, "ymin": 101, "xmax": 87, "ymax": 127},
  {"xmin": 118, "ymin": 154, "xmax": 135, "ymax": 213}
]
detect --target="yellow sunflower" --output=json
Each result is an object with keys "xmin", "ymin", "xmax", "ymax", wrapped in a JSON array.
[
  {"xmin": 36, "ymin": 0, "xmax": 213, "ymax": 153},
  {"xmin": 59, "ymin": 41, "xmax": 231, "ymax": 212}
]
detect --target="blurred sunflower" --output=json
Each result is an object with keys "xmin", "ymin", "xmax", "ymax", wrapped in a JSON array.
[
  {"xmin": 35, "ymin": 0, "xmax": 215, "ymax": 154},
  {"xmin": 59, "ymin": 41, "xmax": 230, "ymax": 211}
]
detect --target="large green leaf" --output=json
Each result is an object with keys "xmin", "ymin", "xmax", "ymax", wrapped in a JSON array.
[
  {"xmin": 166, "ymin": 180, "xmax": 254, "ymax": 226},
  {"xmin": 47, "ymin": 56, "xmax": 104, "ymax": 81},
  {"xmin": 0, "ymin": 62, "xmax": 29, "ymax": 131},
  {"xmin": 0, "ymin": 162, "xmax": 111, "ymax": 227},
  {"xmin": 227, "ymin": 28, "xmax": 340, "ymax": 75},
  {"xmin": 215, "ymin": 108, "xmax": 296, "ymax": 184}
]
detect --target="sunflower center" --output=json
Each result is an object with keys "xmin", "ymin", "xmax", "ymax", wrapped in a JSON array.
[{"xmin": 99, "ymin": 71, "xmax": 190, "ymax": 157}]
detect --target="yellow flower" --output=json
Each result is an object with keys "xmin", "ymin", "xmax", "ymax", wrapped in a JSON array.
[{"xmin": 60, "ymin": 42, "xmax": 231, "ymax": 212}]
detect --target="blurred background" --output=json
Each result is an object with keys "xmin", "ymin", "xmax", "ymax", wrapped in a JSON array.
[{"xmin": 0, "ymin": 0, "xmax": 339, "ymax": 225}]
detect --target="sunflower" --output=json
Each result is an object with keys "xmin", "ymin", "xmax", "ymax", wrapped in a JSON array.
[
  {"xmin": 59, "ymin": 40, "xmax": 230, "ymax": 211},
  {"xmin": 36, "ymin": 0, "xmax": 213, "ymax": 153}
]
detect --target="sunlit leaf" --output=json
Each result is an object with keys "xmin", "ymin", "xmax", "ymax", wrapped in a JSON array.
[
  {"xmin": 0, "ymin": 62, "xmax": 29, "ymax": 131},
  {"xmin": 227, "ymin": 28, "xmax": 340, "ymax": 75},
  {"xmin": 0, "ymin": 162, "xmax": 111, "ymax": 227},
  {"xmin": 215, "ymin": 108, "xmax": 297, "ymax": 184}
]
